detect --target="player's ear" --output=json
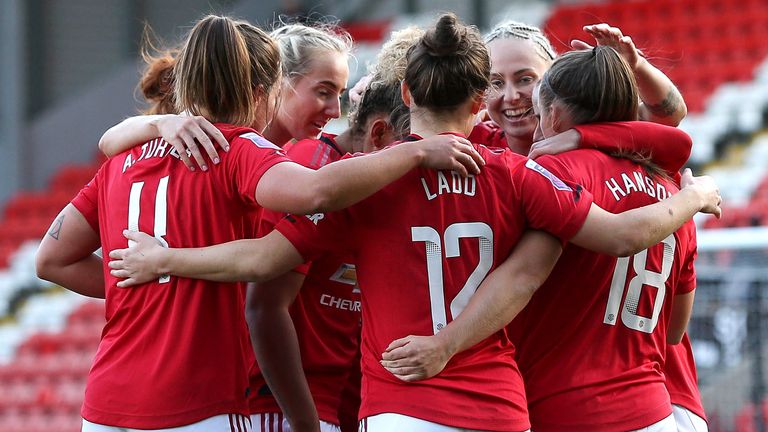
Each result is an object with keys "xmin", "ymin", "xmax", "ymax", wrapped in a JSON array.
[
  {"xmin": 400, "ymin": 81, "xmax": 412, "ymax": 108},
  {"xmin": 370, "ymin": 118, "xmax": 392, "ymax": 151}
]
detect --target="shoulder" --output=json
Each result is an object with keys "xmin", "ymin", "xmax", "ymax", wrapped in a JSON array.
[{"xmin": 284, "ymin": 135, "xmax": 343, "ymax": 169}]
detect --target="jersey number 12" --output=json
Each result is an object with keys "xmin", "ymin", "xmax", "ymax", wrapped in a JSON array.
[{"xmin": 412, "ymin": 222, "xmax": 493, "ymax": 334}]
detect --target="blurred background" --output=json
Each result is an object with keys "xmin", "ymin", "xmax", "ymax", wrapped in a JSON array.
[{"xmin": 0, "ymin": 0, "xmax": 766, "ymax": 431}]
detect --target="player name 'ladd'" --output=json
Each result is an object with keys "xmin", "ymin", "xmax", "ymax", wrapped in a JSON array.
[{"xmin": 420, "ymin": 171, "xmax": 477, "ymax": 201}]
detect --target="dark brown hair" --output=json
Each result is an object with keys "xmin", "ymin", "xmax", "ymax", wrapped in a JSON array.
[
  {"xmin": 538, "ymin": 46, "xmax": 639, "ymax": 124},
  {"xmin": 174, "ymin": 15, "xmax": 281, "ymax": 126},
  {"xmin": 403, "ymin": 13, "xmax": 490, "ymax": 112},
  {"xmin": 350, "ymin": 77, "xmax": 405, "ymax": 139}
]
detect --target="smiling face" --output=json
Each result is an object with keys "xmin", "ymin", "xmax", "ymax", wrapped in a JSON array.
[
  {"xmin": 275, "ymin": 50, "xmax": 349, "ymax": 142},
  {"xmin": 485, "ymin": 38, "xmax": 550, "ymax": 149}
]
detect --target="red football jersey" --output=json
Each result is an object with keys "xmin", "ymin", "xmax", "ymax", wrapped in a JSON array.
[
  {"xmin": 249, "ymin": 134, "xmax": 363, "ymax": 426},
  {"xmin": 666, "ymin": 334, "xmax": 707, "ymax": 420},
  {"xmin": 469, "ymin": 121, "xmax": 508, "ymax": 149},
  {"xmin": 508, "ymin": 149, "xmax": 698, "ymax": 432},
  {"xmin": 470, "ymin": 121, "xmax": 692, "ymax": 175},
  {"xmin": 573, "ymin": 122, "xmax": 692, "ymax": 175},
  {"xmin": 276, "ymin": 135, "xmax": 594, "ymax": 431},
  {"xmin": 71, "ymin": 125, "xmax": 289, "ymax": 429}
]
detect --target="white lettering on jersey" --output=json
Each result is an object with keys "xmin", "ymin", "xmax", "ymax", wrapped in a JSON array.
[
  {"xmin": 122, "ymin": 138, "xmax": 175, "ymax": 173},
  {"xmin": 306, "ymin": 213, "xmax": 325, "ymax": 225},
  {"xmin": 421, "ymin": 172, "xmax": 477, "ymax": 201},
  {"xmin": 241, "ymin": 132, "xmax": 280, "ymax": 150},
  {"xmin": 320, "ymin": 294, "xmax": 361, "ymax": 312},
  {"xmin": 525, "ymin": 159, "xmax": 572, "ymax": 191},
  {"xmin": 604, "ymin": 171, "xmax": 671, "ymax": 202}
]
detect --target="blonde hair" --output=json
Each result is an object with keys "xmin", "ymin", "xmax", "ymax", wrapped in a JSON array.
[
  {"xmin": 371, "ymin": 26, "xmax": 425, "ymax": 85},
  {"xmin": 485, "ymin": 20, "xmax": 556, "ymax": 62},
  {"xmin": 174, "ymin": 15, "xmax": 281, "ymax": 126},
  {"xmin": 271, "ymin": 22, "xmax": 352, "ymax": 82}
]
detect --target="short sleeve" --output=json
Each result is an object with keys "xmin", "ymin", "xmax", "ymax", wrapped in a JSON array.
[
  {"xmin": 573, "ymin": 121, "xmax": 692, "ymax": 175},
  {"xmin": 675, "ymin": 221, "xmax": 698, "ymax": 296},
  {"xmin": 513, "ymin": 156, "xmax": 594, "ymax": 243},
  {"xmin": 469, "ymin": 121, "xmax": 507, "ymax": 149},
  {"xmin": 275, "ymin": 209, "xmax": 356, "ymax": 262},
  {"xmin": 71, "ymin": 172, "xmax": 101, "ymax": 232},
  {"xmin": 230, "ymin": 132, "xmax": 292, "ymax": 206},
  {"xmin": 258, "ymin": 208, "xmax": 311, "ymax": 275}
]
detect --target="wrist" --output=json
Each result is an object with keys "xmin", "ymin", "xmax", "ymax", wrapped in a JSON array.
[{"xmin": 434, "ymin": 328, "xmax": 460, "ymax": 360}]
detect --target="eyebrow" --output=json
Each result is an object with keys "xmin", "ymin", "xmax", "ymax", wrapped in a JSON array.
[{"xmin": 317, "ymin": 80, "xmax": 346, "ymax": 92}]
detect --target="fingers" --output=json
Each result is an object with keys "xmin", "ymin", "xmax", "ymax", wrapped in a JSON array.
[
  {"xmin": 108, "ymin": 248, "xmax": 126, "ymax": 260},
  {"xmin": 178, "ymin": 129, "xmax": 208, "ymax": 171},
  {"xmin": 165, "ymin": 137, "xmax": 196, "ymax": 171},
  {"xmin": 383, "ymin": 336, "xmax": 411, "ymax": 354},
  {"xmin": 122, "ymin": 229, "xmax": 144, "ymax": 242},
  {"xmin": 110, "ymin": 269, "xmax": 131, "ymax": 279},
  {"xmin": 570, "ymin": 39, "xmax": 593, "ymax": 51},
  {"xmin": 199, "ymin": 118, "xmax": 230, "ymax": 152},
  {"xmin": 116, "ymin": 278, "xmax": 139, "ymax": 288}
]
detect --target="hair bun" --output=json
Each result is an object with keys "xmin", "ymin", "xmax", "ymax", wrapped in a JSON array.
[{"xmin": 422, "ymin": 13, "xmax": 466, "ymax": 57}]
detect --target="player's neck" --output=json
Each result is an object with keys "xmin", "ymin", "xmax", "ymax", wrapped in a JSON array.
[
  {"xmin": 334, "ymin": 129, "xmax": 355, "ymax": 154},
  {"xmin": 410, "ymin": 113, "xmax": 473, "ymax": 138}
]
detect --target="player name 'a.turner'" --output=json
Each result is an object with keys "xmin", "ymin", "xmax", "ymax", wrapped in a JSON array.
[
  {"xmin": 605, "ymin": 171, "xmax": 672, "ymax": 202},
  {"xmin": 420, "ymin": 171, "xmax": 477, "ymax": 201},
  {"xmin": 122, "ymin": 138, "xmax": 183, "ymax": 173}
]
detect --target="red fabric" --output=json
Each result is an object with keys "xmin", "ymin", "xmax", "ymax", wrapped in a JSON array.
[
  {"xmin": 508, "ymin": 149, "xmax": 698, "ymax": 431},
  {"xmin": 249, "ymin": 135, "xmax": 362, "ymax": 426},
  {"xmin": 276, "ymin": 137, "xmax": 593, "ymax": 431},
  {"xmin": 666, "ymin": 334, "xmax": 708, "ymax": 421},
  {"xmin": 469, "ymin": 121, "xmax": 508, "ymax": 149},
  {"xmin": 574, "ymin": 121, "xmax": 692, "ymax": 175},
  {"xmin": 71, "ymin": 125, "xmax": 288, "ymax": 428}
]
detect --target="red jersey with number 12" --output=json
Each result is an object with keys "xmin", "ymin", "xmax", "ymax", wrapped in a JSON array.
[
  {"xmin": 277, "ymin": 136, "xmax": 593, "ymax": 431},
  {"xmin": 71, "ymin": 125, "xmax": 289, "ymax": 429}
]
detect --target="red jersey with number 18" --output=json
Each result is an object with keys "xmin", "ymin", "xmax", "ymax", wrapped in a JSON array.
[
  {"xmin": 71, "ymin": 125, "xmax": 289, "ymax": 429},
  {"xmin": 508, "ymin": 149, "xmax": 698, "ymax": 432},
  {"xmin": 276, "ymin": 136, "xmax": 594, "ymax": 431}
]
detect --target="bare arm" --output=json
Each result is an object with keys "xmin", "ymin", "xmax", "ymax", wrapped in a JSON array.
[
  {"xmin": 99, "ymin": 114, "xmax": 229, "ymax": 170},
  {"xmin": 573, "ymin": 24, "xmax": 687, "ymax": 126},
  {"xmin": 381, "ymin": 231, "xmax": 562, "ymax": 381},
  {"xmin": 668, "ymin": 291, "xmax": 695, "ymax": 344},
  {"xmin": 256, "ymin": 134, "xmax": 484, "ymax": 214},
  {"xmin": 35, "ymin": 204, "xmax": 105, "ymax": 298},
  {"xmin": 107, "ymin": 229, "xmax": 304, "ymax": 287},
  {"xmin": 245, "ymin": 276, "xmax": 320, "ymax": 432},
  {"xmin": 571, "ymin": 169, "xmax": 720, "ymax": 256}
]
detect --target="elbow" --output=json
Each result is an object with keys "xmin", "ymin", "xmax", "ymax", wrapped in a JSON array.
[
  {"xmin": 97, "ymin": 130, "xmax": 114, "ymax": 157},
  {"xmin": 35, "ymin": 250, "xmax": 57, "ymax": 282},
  {"xmin": 308, "ymin": 183, "xmax": 335, "ymax": 213}
]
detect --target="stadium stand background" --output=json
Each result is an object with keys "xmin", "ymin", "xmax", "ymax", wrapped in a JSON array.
[{"xmin": 0, "ymin": 1, "xmax": 766, "ymax": 431}]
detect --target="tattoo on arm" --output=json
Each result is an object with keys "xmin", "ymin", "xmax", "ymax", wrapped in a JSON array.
[
  {"xmin": 645, "ymin": 88, "xmax": 683, "ymax": 118},
  {"xmin": 48, "ymin": 215, "xmax": 65, "ymax": 240}
]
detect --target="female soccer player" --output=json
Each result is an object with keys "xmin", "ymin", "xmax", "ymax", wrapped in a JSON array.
[
  {"xmin": 381, "ymin": 46, "xmax": 704, "ymax": 432},
  {"xmin": 34, "ymin": 14, "xmax": 482, "ymax": 432},
  {"xmin": 106, "ymin": 14, "xmax": 720, "ymax": 432},
  {"xmin": 472, "ymin": 21, "xmax": 691, "ymax": 172}
]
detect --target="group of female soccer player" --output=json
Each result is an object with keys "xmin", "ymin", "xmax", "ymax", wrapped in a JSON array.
[{"xmin": 35, "ymin": 9, "xmax": 720, "ymax": 432}]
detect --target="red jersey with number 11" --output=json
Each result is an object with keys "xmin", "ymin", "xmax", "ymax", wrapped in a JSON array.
[{"xmin": 71, "ymin": 125, "xmax": 289, "ymax": 429}]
